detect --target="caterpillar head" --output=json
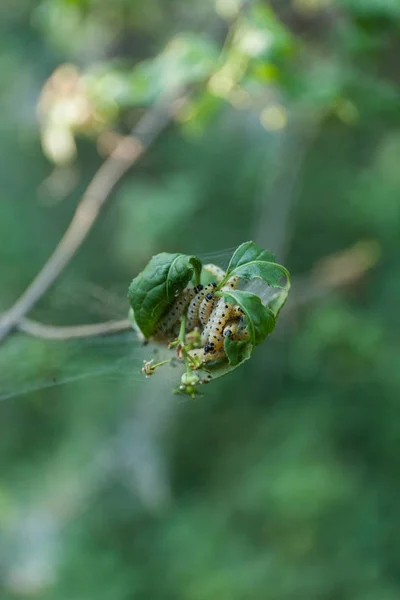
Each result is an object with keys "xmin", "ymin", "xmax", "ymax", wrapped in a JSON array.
[{"xmin": 204, "ymin": 342, "xmax": 215, "ymax": 354}]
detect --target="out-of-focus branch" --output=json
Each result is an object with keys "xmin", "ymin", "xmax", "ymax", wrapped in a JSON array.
[
  {"xmin": 18, "ymin": 318, "xmax": 131, "ymax": 340},
  {"xmin": 16, "ymin": 240, "xmax": 380, "ymax": 341},
  {"xmin": 0, "ymin": 91, "xmax": 181, "ymax": 344},
  {"xmin": 285, "ymin": 239, "xmax": 381, "ymax": 314}
]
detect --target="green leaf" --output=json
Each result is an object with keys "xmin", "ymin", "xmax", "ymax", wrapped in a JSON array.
[
  {"xmin": 216, "ymin": 289, "xmax": 276, "ymax": 346},
  {"xmin": 220, "ymin": 240, "xmax": 290, "ymax": 288},
  {"xmin": 128, "ymin": 253, "xmax": 202, "ymax": 338},
  {"xmin": 224, "ymin": 337, "xmax": 253, "ymax": 367},
  {"xmin": 268, "ymin": 285, "xmax": 291, "ymax": 319},
  {"xmin": 227, "ymin": 240, "xmax": 276, "ymax": 269}
]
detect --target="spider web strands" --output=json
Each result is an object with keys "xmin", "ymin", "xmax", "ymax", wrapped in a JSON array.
[
  {"xmin": 198, "ymin": 247, "xmax": 236, "ymax": 267},
  {"xmin": 0, "ymin": 247, "xmax": 237, "ymax": 400},
  {"xmin": 0, "ymin": 332, "xmax": 138, "ymax": 401},
  {"xmin": 0, "ymin": 332, "xmax": 292, "ymax": 402},
  {"xmin": 0, "ymin": 332, "xmax": 167, "ymax": 401}
]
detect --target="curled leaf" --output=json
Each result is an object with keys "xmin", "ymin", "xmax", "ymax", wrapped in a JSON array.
[
  {"xmin": 220, "ymin": 240, "xmax": 290, "ymax": 289},
  {"xmin": 128, "ymin": 253, "xmax": 202, "ymax": 338},
  {"xmin": 216, "ymin": 289, "xmax": 276, "ymax": 346},
  {"xmin": 223, "ymin": 337, "xmax": 253, "ymax": 367}
]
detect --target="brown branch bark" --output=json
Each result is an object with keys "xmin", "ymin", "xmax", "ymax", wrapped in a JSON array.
[{"xmin": 0, "ymin": 91, "xmax": 179, "ymax": 344}]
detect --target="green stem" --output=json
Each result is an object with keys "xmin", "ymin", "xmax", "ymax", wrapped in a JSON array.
[
  {"xmin": 185, "ymin": 350, "xmax": 199, "ymax": 368},
  {"xmin": 184, "ymin": 352, "xmax": 191, "ymax": 375},
  {"xmin": 152, "ymin": 359, "xmax": 172, "ymax": 369},
  {"xmin": 194, "ymin": 270, "xmax": 201, "ymax": 287},
  {"xmin": 178, "ymin": 314, "xmax": 186, "ymax": 344},
  {"xmin": 178, "ymin": 314, "xmax": 192, "ymax": 375}
]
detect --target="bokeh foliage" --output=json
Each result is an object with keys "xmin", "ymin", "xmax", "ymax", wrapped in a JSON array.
[{"xmin": 1, "ymin": 0, "xmax": 400, "ymax": 598}]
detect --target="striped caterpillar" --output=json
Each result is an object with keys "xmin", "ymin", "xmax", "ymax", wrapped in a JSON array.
[{"xmin": 202, "ymin": 275, "xmax": 242, "ymax": 355}]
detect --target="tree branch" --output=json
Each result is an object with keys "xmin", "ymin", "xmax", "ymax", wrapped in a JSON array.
[
  {"xmin": 15, "ymin": 240, "xmax": 380, "ymax": 341},
  {"xmin": 0, "ymin": 91, "xmax": 180, "ymax": 344},
  {"xmin": 18, "ymin": 318, "xmax": 131, "ymax": 340}
]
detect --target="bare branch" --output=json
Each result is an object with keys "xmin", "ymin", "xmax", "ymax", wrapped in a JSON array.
[
  {"xmin": 0, "ymin": 91, "xmax": 180, "ymax": 344},
  {"xmin": 18, "ymin": 318, "xmax": 131, "ymax": 340}
]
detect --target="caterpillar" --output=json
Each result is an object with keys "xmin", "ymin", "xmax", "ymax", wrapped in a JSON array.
[
  {"xmin": 223, "ymin": 318, "xmax": 249, "ymax": 341},
  {"xmin": 203, "ymin": 275, "xmax": 241, "ymax": 354},
  {"xmin": 152, "ymin": 269, "xmax": 245, "ymax": 365},
  {"xmin": 203, "ymin": 263, "xmax": 226, "ymax": 283},
  {"xmin": 196, "ymin": 318, "xmax": 250, "ymax": 364},
  {"xmin": 203, "ymin": 301, "xmax": 238, "ymax": 354},
  {"xmin": 199, "ymin": 284, "xmax": 217, "ymax": 327},
  {"xmin": 201, "ymin": 318, "xmax": 213, "ymax": 345},
  {"xmin": 188, "ymin": 347, "xmax": 227, "ymax": 364},
  {"xmin": 186, "ymin": 283, "xmax": 216, "ymax": 331},
  {"xmin": 221, "ymin": 275, "xmax": 239, "ymax": 291},
  {"xmin": 189, "ymin": 320, "xmax": 249, "ymax": 366},
  {"xmin": 154, "ymin": 286, "xmax": 195, "ymax": 336}
]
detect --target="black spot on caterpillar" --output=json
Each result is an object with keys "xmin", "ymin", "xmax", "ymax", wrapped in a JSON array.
[
  {"xmin": 223, "ymin": 319, "xmax": 249, "ymax": 341},
  {"xmin": 188, "ymin": 347, "xmax": 226, "ymax": 364},
  {"xmin": 199, "ymin": 284, "xmax": 217, "ymax": 328}
]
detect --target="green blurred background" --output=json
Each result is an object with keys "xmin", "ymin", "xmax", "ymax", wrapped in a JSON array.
[{"xmin": 1, "ymin": 0, "xmax": 400, "ymax": 598}]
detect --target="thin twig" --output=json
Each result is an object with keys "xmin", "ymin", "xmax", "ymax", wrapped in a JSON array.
[
  {"xmin": 18, "ymin": 318, "xmax": 131, "ymax": 340},
  {"xmin": 0, "ymin": 90, "xmax": 180, "ymax": 344}
]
